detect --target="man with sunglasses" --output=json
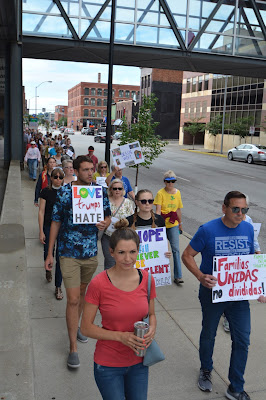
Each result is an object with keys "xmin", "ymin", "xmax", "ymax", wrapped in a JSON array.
[{"xmin": 182, "ymin": 191, "xmax": 254, "ymax": 400}]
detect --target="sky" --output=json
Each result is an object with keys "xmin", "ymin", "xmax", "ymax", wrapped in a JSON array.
[{"xmin": 23, "ymin": 59, "xmax": 141, "ymax": 114}]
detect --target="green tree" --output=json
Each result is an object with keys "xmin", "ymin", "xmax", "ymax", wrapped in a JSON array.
[
  {"xmin": 183, "ymin": 118, "xmax": 205, "ymax": 150},
  {"xmin": 119, "ymin": 94, "xmax": 168, "ymax": 189},
  {"xmin": 229, "ymin": 116, "xmax": 254, "ymax": 143},
  {"xmin": 206, "ymin": 115, "xmax": 222, "ymax": 152},
  {"xmin": 58, "ymin": 116, "xmax": 67, "ymax": 126}
]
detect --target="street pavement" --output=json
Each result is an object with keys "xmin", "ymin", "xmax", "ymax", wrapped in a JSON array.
[{"xmin": 0, "ymin": 144, "xmax": 266, "ymax": 400}]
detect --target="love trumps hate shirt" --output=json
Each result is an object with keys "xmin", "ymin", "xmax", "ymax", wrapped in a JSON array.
[
  {"xmin": 52, "ymin": 183, "xmax": 111, "ymax": 259},
  {"xmin": 190, "ymin": 218, "xmax": 254, "ymax": 275}
]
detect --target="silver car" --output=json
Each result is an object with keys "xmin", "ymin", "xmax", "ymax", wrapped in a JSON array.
[{"xmin": 227, "ymin": 144, "xmax": 266, "ymax": 164}]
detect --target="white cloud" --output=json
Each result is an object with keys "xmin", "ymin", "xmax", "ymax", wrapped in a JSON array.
[{"xmin": 23, "ymin": 59, "xmax": 140, "ymax": 112}]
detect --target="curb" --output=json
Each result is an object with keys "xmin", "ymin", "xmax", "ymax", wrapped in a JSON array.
[{"xmin": 181, "ymin": 149, "xmax": 227, "ymax": 158}]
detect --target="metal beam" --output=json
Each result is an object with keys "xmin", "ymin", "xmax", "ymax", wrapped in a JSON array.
[
  {"xmin": 53, "ymin": 0, "xmax": 79, "ymax": 40},
  {"xmin": 208, "ymin": 9, "xmax": 235, "ymax": 49},
  {"xmin": 240, "ymin": 7, "xmax": 262, "ymax": 56},
  {"xmin": 249, "ymin": 0, "xmax": 266, "ymax": 41},
  {"xmin": 158, "ymin": 0, "xmax": 186, "ymax": 50},
  {"xmin": 81, "ymin": 0, "xmax": 111, "ymax": 40},
  {"xmin": 81, "ymin": 4, "xmax": 102, "ymax": 38},
  {"xmin": 188, "ymin": 0, "xmax": 226, "ymax": 51},
  {"xmin": 33, "ymin": 2, "xmax": 55, "ymax": 33},
  {"xmin": 126, "ymin": 0, "xmax": 155, "ymax": 42}
]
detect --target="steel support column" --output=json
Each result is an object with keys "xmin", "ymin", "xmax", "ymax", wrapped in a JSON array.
[{"xmin": 10, "ymin": 42, "xmax": 23, "ymax": 162}]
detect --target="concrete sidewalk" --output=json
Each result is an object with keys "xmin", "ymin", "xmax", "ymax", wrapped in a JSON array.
[{"xmin": 1, "ymin": 164, "xmax": 266, "ymax": 400}]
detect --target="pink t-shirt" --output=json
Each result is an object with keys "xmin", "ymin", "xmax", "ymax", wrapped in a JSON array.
[{"xmin": 85, "ymin": 270, "xmax": 156, "ymax": 367}]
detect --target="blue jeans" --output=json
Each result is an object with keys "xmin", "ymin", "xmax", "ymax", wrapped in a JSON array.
[
  {"xmin": 28, "ymin": 158, "xmax": 38, "ymax": 179},
  {"xmin": 166, "ymin": 225, "xmax": 182, "ymax": 279},
  {"xmin": 199, "ymin": 285, "xmax": 250, "ymax": 392},
  {"xmin": 43, "ymin": 225, "xmax": 62, "ymax": 288},
  {"xmin": 94, "ymin": 362, "xmax": 148, "ymax": 400}
]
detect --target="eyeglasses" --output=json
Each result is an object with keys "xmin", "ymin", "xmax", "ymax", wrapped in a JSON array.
[
  {"xmin": 164, "ymin": 180, "xmax": 176, "ymax": 183},
  {"xmin": 229, "ymin": 206, "xmax": 249, "ymax": 214},
  {"xmin": 112, "ymin": 187, "xmax": 123, "ymax": 191},
  {"xmin": 64, "ymin": 166, "xmax": 73, "ymax": 169},
  {"xmin": 100, "ymin": 165, "xmax": 107, "ymax": 169},
  {"xmin": 139, "ymin": 199, "xmax": 154, "ymax": 204},
  {"xmin": 52, "ymin": 175, "xmax": 64, "ymax": 180}
]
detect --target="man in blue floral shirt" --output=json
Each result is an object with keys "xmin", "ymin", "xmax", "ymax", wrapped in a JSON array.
[{"xmin": 45, "ymin": 155, "xmax": 111, "ymax": 369}]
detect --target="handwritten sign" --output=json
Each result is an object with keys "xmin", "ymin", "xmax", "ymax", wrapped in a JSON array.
[
  {"xmin": 111, "ymin": 141, "xmax": 144, "ymax": 168},
  {"xmin": 212, "ymin": 254, "xmax": 266, "ymax": 303},
  {"xmin": 96, "ymin": 176, "xmax": 108, "ymax": 188},
  {"xmin": 72, "ymin": 185, "xmax": 104, "ymax": 224},
  {"xmin": 135, "ymin": 227, "xmax": 171, "ymax": 287}
]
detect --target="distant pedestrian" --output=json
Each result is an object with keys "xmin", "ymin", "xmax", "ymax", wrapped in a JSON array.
[
  {"xmin": 24, "ymin": 141, "xmax": 41, "ymax": 181},
  {"xmin": 86, "ymin": 146, "xmax": 98, "ymax": 172},
  {"xmin": 63, "ymin": 138, "xmax": 75, "ymax": 159},
  {"xmin": 34, "ymin": 157, "xmax": 57, "ymax": 206},
  {"xmin": 62, "ymin": 159, "xmax": 77, "ymax": 185},
  {"xmin": 154, "ymin": 170, "xmax": 184, "ymax": 285}
]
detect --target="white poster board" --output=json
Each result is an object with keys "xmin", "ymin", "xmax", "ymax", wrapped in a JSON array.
[
  {"xmin": 96, "ymin": 176, "xmax": 108, "ymax": 188},
  {"xmin": 135, "ymin": 227, "xmax": 171, "ymax": 287},
  {"xmin": 72, "ymin": 185, "xmax": 104, "ymax": 224},
  {"xmin": 111, "ymin": 141, "xmax": 144, "ymax": 168},
  {"xmin": 212, "ymin": 254, "xmax": 266, "ymax": 303}
]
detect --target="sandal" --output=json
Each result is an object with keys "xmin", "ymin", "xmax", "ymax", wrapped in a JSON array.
[
  {"xmin": 55, "ymin": 287, "xmax": 63, "ymax": 300},
  {"xmin": 46, "ymin": 270, "xmax": 52, "ymax": 283}
]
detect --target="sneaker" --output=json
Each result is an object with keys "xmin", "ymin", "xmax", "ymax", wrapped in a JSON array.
[
  {"xmin": 198, "ymin": 368, "xmax": 212, "ymax": 392},
  {"xmin": 77, "ymin": 327, "xmax": 88, "ymax": 343},
  {"xmin": 226, "ymin": 385, "xmax": 251, "ymax": 400},
  {"xmin": 67, "ymin": 352, "xmax": 80, "ymax": 369},
  {"xmin": 223, "ymin": 317, "xmax": 230, "ymax": 332},
  {"xmin": 174, "ymin": 278, "xmax": 184, "ymax": 285}
]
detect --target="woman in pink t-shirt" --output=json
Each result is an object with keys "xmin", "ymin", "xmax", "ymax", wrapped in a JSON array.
[{"xmin": 81, "ymin": 220, "xmax": 156, "ymax": 400}]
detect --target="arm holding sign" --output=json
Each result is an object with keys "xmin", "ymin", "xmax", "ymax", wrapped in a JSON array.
[{"xmin": 182, "ymin": 245, "xmax": 217, "ymax": 289}]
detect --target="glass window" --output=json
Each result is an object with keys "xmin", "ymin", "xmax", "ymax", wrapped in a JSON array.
[
  {"xmin": 97, "ymin": 110, "xmax": 102, "ymax": 117},
  {"xmin": 97, "ymin": 98, "xmax": 102, "ymax": 106},
  {"xmin": 119, "ymin": 90, "xmax": 124, "ymax": 97},
  {"xmin": 104, "ymin": 99, "xmax": 107, "ymax": 106},
  {"xmin": 103, "ymin": 110, "xmax": 107, "ymax": 117},
  {"xmin": 198, "ymin": 76, "xmax": 203, "ymax": 91},
  {"xmin": 84, "ymin": 109, "xmax": 88, "ymax": 117},
  {"xmin": 91, "ymin": 98, "xmax": 95, "ymax": 106},
  {"xmin": 84, "ymin": 88, "xmax": 89, "ymax": 95},
  {"xmin": 148, "ymin": 75, "xmax": 151, "ymax": 87},
  {"xmin": 125, "ymin": 90, "xmax": 130, "ymax": 98},
  {"xmin": 104, "ymin": 89, "xmax": 108, "ymax": 96},
  {"xmin": 84, "ymin": 98, "xmax": 89, "ymax": 105},
  {"xmin": 91, "ymin": 109, "xmax": 95, "ymax": 117},
  {"xmin": 97, "ymin": 88, "xmax": 102, "ymax": 96},
  {"xmin": 141, "ymin": 77, "xmax": 144, "ymax": 89},
  {"xmin": 145, "ymin": 77, "xmax": 147, "ymax": 88},
  {"xmin": 112, "ymin": 89, "xmax": 115, "ymax": 96},
  {"xmin": 131, "ymin": 90, "xmax": 136, "ymax": 98},
  {"xmin": 91, "ymin": 88, "xmax": 96, "ymax": 96},
  {"xmin": 186, "ymin": 78, "xmax": 191, "ymax": 93},
  {"xmin": 192, "ymin": 77, "xmax": 197, "ymax": 92},
  {"xmin": 204, "ymin": 74, "xmax": 209, "ymax": 90}
]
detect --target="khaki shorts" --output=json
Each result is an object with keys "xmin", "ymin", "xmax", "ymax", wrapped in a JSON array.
[{"xmin": 60, "ymin": 256, "xmax": 98, "ymax": 289}]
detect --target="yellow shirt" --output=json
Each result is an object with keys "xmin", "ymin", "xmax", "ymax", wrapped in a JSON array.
[{"xmin": 154, "ymin": 188, "xmax": 183, "ymax": 228}]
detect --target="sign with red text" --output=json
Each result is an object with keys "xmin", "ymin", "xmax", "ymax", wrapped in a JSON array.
[
  {"xmin": 72, "ymin": 185, "xmax": 104, "ymax": 224},
  {"xmin": 111, "ymin": 141, "xmax": 144, "ymax": 168},
  {"xmin": 135, "ymin": 227, "xmax": 171, "ymax": 287},
  {"xmin": 212, "ymin": 254, "xmax": 266, "ymax": 303}
]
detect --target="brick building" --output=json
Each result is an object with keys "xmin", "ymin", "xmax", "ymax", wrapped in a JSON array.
[
  {"xmin": 116, "ymin": 99, "xmax": 139, "ymax": 126},
  {"xmin": 54, "ymin": 105, "xmax": 68, "ymax": 124},
  {"xmin": 67, "ymin": 73, "xmax": 140, "ymax": 130},
  {"xmin": 140, "ymin": 68, "xmax": 183, "ymax": 140},
  {"xmin": 180, "ymin": 72, "xmax": 266, "ymax": 151}
]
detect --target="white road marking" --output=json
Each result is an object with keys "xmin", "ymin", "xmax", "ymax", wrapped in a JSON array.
[
  {"xmin": 176, "ymin": 176, "xmax": 190, "ymax": 182},
  {"xmin": 220, "ymin": 169, "xmax": 255, "ymax": 179}
]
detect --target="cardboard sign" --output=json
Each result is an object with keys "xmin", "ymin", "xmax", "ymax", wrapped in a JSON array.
[
  {"xmin": 66, "ymin": 149, "xmax": 74, "ymax": 158},
  {"xmin": 212, "ymin": 254, "xmax": 266, "ymax": 303},
  {"xmin": 72, "ymin": 185, "xmax": 104, "ymax": 224},
  {"xmin": 135, "ymin": 227, "xmax": 171, "ymax": 287},
  {"xmin": 111, "ymin": 141, "xmax": 144, "ymax": 168},
  {"xmin": 96, "ymin": 176, "xmax": 108, "ymax": 188}
]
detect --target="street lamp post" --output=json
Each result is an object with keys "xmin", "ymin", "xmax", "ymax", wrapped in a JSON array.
[
  {"xmin": 35, "ymin": 80, "xmax": 52, "ymax": 115},
  {"xmin": 28, "ymin": 95, "xmax": 38, "ymax": 114}
]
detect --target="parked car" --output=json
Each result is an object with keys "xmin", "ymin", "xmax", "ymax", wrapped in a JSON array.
[
  {"xmin": 59, "ymin": 126, "xmax": 66, "ymax": 133},
  {"xmin": 94, "ymin": 132, "xmax": 113, "ymax": 143},
  {"xmin": 81, "ymin": 127, "xmax": 89, "ymax": 135},
  {"xmin": 227, "ymin": 144, "xmax": 266, "ymax": 164},
  {"xmin": 114, "ymin": 131, "xmax": 122, "ymax": 140},
  {"xmin": 64, "ymin": 128, "xmax": 75, "ymax": 135}
]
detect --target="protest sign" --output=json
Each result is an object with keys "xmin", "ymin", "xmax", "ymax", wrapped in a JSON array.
[
  {"xmin": 96, "ymin": 176, "xmax": 108, "ymax": 188},
  {"xmin": 72, "ymin": 185, "xmax": 104, "ymax": 224},
  {"xmin": 135, "ymin": 227, "xmax": 171, "ymax": 287},
  {"xmin": 212, "ymin": 254, "xmax": 266, "ymax": 303},
  {"xmin": 111, "ymin": 141, "xmax": 144, "ymax": 168}
]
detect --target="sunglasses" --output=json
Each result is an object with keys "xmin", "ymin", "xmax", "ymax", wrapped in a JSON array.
[
  {"xmin": 52, "ymin": 175, "xmax": 64, "ymax": 180},
  {"xmin": 229, "ymin": 206, "xmax": 249, "ymax": 214},
  {"xmin": 165, "ymin": 180, "xmax": 176, "ymax": 183},
  {"xmin": 112, "ymin": 187, "xmax": 123, "ymax": 191},
  {"xmin": 100, "ymin": 165, "xmax": 107, "ymax": 169},
  {"xmin": 139, "ymin": 199, "xmax": 154, "ymax": 204}
]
